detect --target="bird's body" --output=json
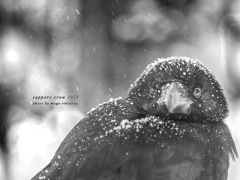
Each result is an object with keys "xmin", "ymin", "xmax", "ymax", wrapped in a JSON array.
[{"xmin": 32, "ymin": 57, "xmax": 238, "ymax": 180}]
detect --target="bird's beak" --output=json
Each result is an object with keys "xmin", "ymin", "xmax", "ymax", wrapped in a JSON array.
[{"xmin": 158, "ymin": 82, "xmax": 192, "ymax": 115}]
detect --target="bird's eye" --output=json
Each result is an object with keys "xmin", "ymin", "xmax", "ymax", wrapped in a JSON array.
[{"xmin": 193, "ymin": 87, "xmax": 202, "ymax": 98}]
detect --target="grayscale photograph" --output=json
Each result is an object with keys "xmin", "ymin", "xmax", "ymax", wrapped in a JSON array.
[{"xmin": 0, "ymin": 0, "xmax": 239, "ymax": 180}]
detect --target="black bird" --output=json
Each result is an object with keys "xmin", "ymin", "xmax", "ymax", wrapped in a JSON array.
[{"xmin": 32, "ymin": 57, "xmax": 238, "ymax": 180}]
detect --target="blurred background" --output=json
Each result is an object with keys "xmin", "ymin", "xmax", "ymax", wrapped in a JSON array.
[{"xmin": 0, "ymin": 0, "xmax": 239, "ymax": 179}]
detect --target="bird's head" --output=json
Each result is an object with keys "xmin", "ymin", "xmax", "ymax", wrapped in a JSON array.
[{"xmin": 128, "ymin": 57, "xmax": 228, "ymax": 122}]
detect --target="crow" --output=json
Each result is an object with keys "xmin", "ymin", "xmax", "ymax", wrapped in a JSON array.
[{"xmin": 32, "ymin": 57, "xmax": 238, "ymax": 180}]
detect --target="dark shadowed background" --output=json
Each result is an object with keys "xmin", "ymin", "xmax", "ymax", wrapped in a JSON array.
[{"xmin": 0, "ymin": 0, "xmax": 239, "ymax": 180}]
